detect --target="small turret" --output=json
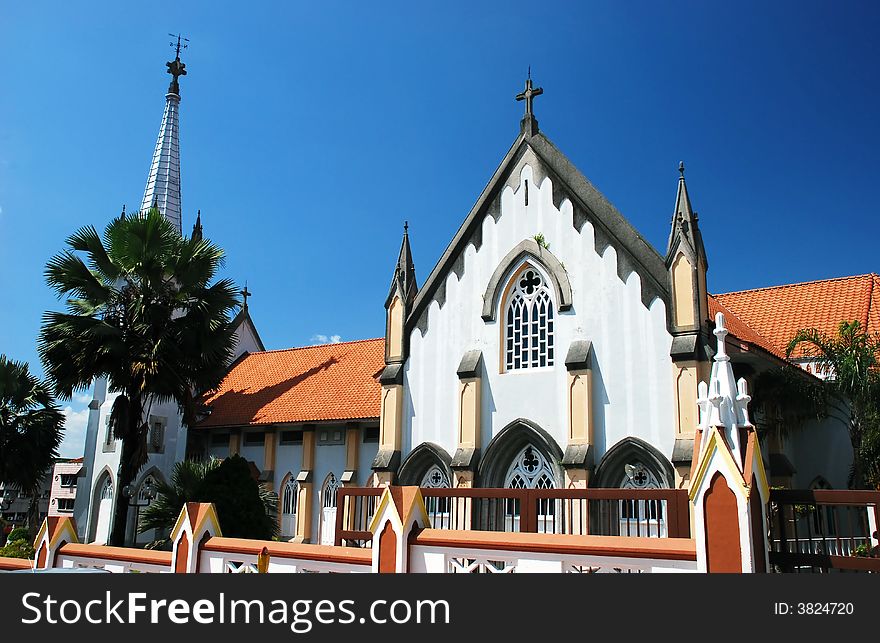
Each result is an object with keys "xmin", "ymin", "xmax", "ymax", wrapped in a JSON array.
[{"xmin": 384, "ymin": 222, "xmax": 417, "ymax": 364}]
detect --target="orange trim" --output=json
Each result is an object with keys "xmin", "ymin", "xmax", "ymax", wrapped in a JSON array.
[
  {"xmin": 201, "ymin": 537, "xmax": 372, "ymax": 565},
  {"xmin": 0, "ymin": 557, "xmax": 32, "ymax": 570},
  {"xmin": 57, "ymin": 543, "xmax": 173, "ymax": 566},
  {"xmin": 411, "ymin": 529, "xmax": 697, "ymax": 561}
]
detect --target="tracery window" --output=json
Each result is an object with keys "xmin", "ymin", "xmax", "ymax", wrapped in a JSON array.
[
  {"xmin": 421, "ymin": 465, "xmax": 451, "ymax": 528},
  {"xmin": 322, "ymin": 473, "xmax": 340, "ymax": 509},
  {"xmin": 619, "ymin": 462, "xmax": 664, "ymax": 534},
  {"xmin": 282, "ymin": 477, "xmax": 299, "ymax": 515},
  {"xmin": 504, "ymin": 266, "xmax": 554, "ymax": 371},
  {"xmin": 421, "ymin": 465, "xmax": 450, "ymax": 489},
  {"xmin": 504, "ymin": 445, "xmax": 555, "ymax": 490},
  {"xmin": 100, "ymin": 477, "xmax": 113, "ymax": 500}
]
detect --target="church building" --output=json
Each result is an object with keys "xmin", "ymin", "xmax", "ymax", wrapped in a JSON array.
[{"xmin": 76, "ymin": 55, "xmax": 871, "ymax": 546}]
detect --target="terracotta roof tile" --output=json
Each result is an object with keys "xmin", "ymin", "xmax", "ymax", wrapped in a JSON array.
[
  {"xmin": 714, "ymin": 274, "xmax": 879, "ymax": 359},
  {"xmin": 708, "ymin": 295, "xmax": 783, "ymax": 359},
  {"xmin": 197, "ymin": 338, "xmax": 385, "ymax": 428}
]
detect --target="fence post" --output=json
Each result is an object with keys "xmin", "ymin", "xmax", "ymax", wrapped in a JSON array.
[
  {"xmin": 170, "ymin": 502, "xmax": 222, "ymax": 573},
  {"xmin": 368, "ymin": 486, "xmax": 429, "ymax": 573},
  {"xmin": 32, "ymin": 516, "xmax": 78, "ymax": 570}
]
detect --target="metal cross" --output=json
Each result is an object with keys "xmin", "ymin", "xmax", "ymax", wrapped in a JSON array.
[
  {"xmin": 515, "ymin": 68, "xmax": 543, "ymax": 118},
  {"xmin": 241, "ymin": 283, "xmax": 252, "ymax": 309}
]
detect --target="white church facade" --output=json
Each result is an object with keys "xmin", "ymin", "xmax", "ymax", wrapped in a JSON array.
[{"xmin": 75, "ymin": 56, "xmax": 868, "ymax": 546}]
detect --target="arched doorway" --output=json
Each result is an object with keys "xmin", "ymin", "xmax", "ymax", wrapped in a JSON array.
[
  {"xmin": 398, "ymin": 443, "xmax": 453, "ymax": 528},
  {"xmin": 90, "ymin": 473, "xmax": 114, "ymax": 545},
  {"xmin": 280, "ymin": 474, "xmax": 299, "ymax": 539},
  {"xmin": 478, "ymin": 420, "xmax": 563, "ymax": 533},
  {"xmin": 592, "ymin": 437, "xmax": 675, "ymax": 537},
  {"xmin": 318, "ymin": 473, "xmax": 340, "ymax": 546}
]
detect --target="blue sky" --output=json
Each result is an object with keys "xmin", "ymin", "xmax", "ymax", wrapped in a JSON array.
[{"xmin": 1, "ymin": 1, "xmax": 878, "ymax": 457}]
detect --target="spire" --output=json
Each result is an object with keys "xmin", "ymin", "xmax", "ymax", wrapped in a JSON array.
[
  {"xmin": 141, "ymin": 39, "xmax": 187, "ymax": 234},
  {"xmin": 191, "ymin": 209, "xmax": 203, "ymax": 242},
  {"xmin": 666, "ymin": 161, "xmax": 706, "ymax": 264},
  {"xmin": 388, "ymin": 221, "xmax": 417, "ymax": 306}
]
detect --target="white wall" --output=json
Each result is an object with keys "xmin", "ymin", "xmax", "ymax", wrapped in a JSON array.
[
  {"xmin": 789, "ymin": 416, "xmax": 854, "ymax": 489},
  {"xmin": 404, "ymin": 162, "xmax": 674, "ymax": 471}
]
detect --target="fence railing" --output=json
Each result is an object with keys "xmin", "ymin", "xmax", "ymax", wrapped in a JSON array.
[
  {"xmin": 409, "ymin": 529, "xmax": 698, "ymax": 573},
  {"xmin": 769, "ymin": 489, "xmax": 880, "ymax": 573},
  {"xmin": 336, "ymin": 486, "xmax": 691, "ymax": 546}
]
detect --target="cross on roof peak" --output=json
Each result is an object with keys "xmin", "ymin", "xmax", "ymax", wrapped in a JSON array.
[
  {"xmin": 516, "ymin": 70, "xmax": 543, "ymax": 117},
  {"xmin": 516, "ymin": 69, "xmax": 543, "ymax": 136},
  {"xmin": 240, "ymin": 283, "xmax": 252, "ymax": 310}
]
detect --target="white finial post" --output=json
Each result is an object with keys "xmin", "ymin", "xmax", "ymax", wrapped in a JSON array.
[
  {"xmin": 713, "ymin": 312, "xmax": 729, "ymax": 361},
  {"xmin": 736, "ymin": 377, "xmax": 753, "ymax": 427}
]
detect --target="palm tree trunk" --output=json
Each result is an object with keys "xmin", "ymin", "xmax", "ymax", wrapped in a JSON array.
[{"xmin": 109, "ymin": 394, "xmax": 143, "ymax": 547}]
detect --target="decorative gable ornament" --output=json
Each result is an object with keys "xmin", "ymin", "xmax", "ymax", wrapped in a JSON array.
[{"xmin": 689, "ymin": 312, "xmax": 770, "ymax": 573}]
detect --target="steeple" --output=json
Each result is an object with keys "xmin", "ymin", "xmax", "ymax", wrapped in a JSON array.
[
  {"xmin": 388, "ymin": 221, "xmax": 418, "ymax": 307},
  {"xmin": 666, "ymin": 161, "xmax": 706, "ymax": 265},
  {"xmin": 384, "ymin": 222, "xmax": 418, "ymax": 364},
  {"xmin": 141, "ymin": 37, "xmax": 188, "ymax": 234},
  {"xmin": 191, "ymin": 209, "xmax": 203, "ymax": 242}
]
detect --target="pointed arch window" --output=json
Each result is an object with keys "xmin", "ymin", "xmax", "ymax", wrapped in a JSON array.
[
  {"xmin": 619, "ymin": 462, "xmax": 665, "ymax": 536},
  {"xmin": 504, "ymin": 445, "xmax": 556, "ymax": 490},
  {"xmin": 282, "ymin": 477, "xmax": 299, "ymax": 515},
  {"xmin": 503, "ymin": 444, "xmax": 557, "ymax": 532},
  {"xmin": 281, "ymin": 475, "xmax": 299, "ymax": 538},
  {"xmin": 504, "ymin": 266, "xmax": 555, "ymax": 371},
  {"xmin": 100, "ymin": 478, "xmax": 113, "ymax": 500}
]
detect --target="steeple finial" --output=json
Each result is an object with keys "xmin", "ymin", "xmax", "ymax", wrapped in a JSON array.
[
  {"xmin": 515, "ymin": 69, "xmax": 543, "ymax": 136},
  {"xmin": 192, "ymin": 209, "xmax": 203, "ymax": 242},
  {"xmin": 679, "ymin": 160, "xmax": 685, "ymax": 177},
  {"xmin": 404, "ymin": 220, "xmax": 408, "ymax": 235},
  {"xmin": 240, "ymin": 282, "xmax": 252, "ymax": 310},
  {"xmin": 166, "ymin": 33, "xmax": 189, "ymax": 95},
  {"xmin": 121, "ymin": 204, "xmax": 126, "ymax": 216}
]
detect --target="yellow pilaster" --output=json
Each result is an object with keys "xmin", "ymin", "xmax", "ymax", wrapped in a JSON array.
[
  {"xmin": 228, "ymin": 430, "xmax": 241, "ymax": 456},
  {"xmin": 293, "ymin": 428, "xmax": 316, "ymax": 543}
]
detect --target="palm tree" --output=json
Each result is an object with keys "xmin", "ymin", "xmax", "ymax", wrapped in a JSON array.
[
  {"xmin": 38, "ymin": 207, "xmax": 239, "ymax": 545},
  {"xmin": 0, "ymin": 356, "xmax": 64, "ymax": 530},
  {"xmin": 787, "ymin": 320, "xmax": 880, "ymax": 489},
  {"xmin": 139, "ymin": 456, "xmax": 279, "ymax": 548}
]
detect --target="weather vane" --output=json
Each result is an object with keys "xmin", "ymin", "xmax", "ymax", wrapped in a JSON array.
[
  {"xmin": 169, "ymin": 33, "xmax": 189, "ymax": 60},
  {"xmin": 166, "ymin": 33, "xmax": 189, "ymax": 95}
]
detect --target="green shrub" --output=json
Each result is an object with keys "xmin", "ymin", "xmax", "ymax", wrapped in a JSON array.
[
  {"xmin": 0, "ymin": 538, "xmax": 35, "ymax": 560},
  {"xmin": 200, "ymin": 456, "xmax": 276, "ymax": 540},
  {"xmin": 7, "ymin": 527, "xmax": 29, "ymax": 542}
]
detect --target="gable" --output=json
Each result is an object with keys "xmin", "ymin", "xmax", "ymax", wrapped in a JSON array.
[{"xmin": 408, "ymin": 131, "xmax": 669, "ymax": 336}]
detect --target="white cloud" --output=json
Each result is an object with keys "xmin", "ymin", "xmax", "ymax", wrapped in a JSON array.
[
  {"xmin": 59, "ymin": 402, "xmax": 90, "ymax": 459},
  {"xmin": 73, "ymin": 392, "xmax": 92, "ymax": 405},
  {"xmin": 310, "ymin": 334, "xmax": 342, "ymax": 344}
]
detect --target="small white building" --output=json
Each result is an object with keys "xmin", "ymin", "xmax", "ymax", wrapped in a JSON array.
[{"xmin": 48, "ymin": 458, "xmax": 82, "ymax": 517}]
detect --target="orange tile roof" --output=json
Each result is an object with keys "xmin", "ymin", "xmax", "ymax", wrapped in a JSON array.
[
  {"xmin": 197, "ymin": 338, "xmax": 385, "ymax": 428},
  {"xmin": 708, "ymin": 294, "xmax": 783, "ymax": 359},
  {"xmin": 714, "ymin": 274, "xmax": 879, "ymax": 359}
]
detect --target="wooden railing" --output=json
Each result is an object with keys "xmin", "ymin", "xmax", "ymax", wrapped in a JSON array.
[
  {"xmin": 336, "ymin": 486, "xmax": 691, "ymax": 546},
  {"xmin": 769, "ymin": 489, "xmax": 880, "ymax": 573}
]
